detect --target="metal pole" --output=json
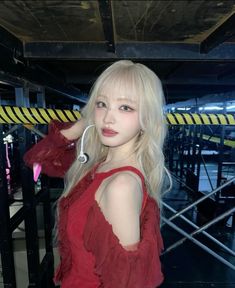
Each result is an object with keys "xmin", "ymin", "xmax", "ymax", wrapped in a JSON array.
[
  {"xmin": 15, "ymin": 86, "xmax": 40, "ymax": 287},
  {"xmin": 41, "ymin": 176, "xmax": 55, "ymax": 287},
  {"xmin": 179, "ymin": 126, "xmax": 185, "ymax": 180},
  {"xmin": 0, "ymin": 106, "xmax": 16, "ymax": 287},
  {"xmin": 37, "ymin": 88, "xmax": 55, "ymax": 287},
  {"xmin": 217, "ymin": 125, "xmax": 225, "ymax": 190},
  {"xmin": 163, "ymin": 203, "xmax": 235, "ymax": 256},
  {"xmin": 167, "ymin": 176, "xmax": 235, "ymax": 222},
  {"xmin": 195, "ymin": 125, "xmax": 202, "ymax": 189},
  {"xmin": 201, "ymin": 153, "xmax": 214, "ymax": 191},
  {"xmin": 162, "ymin": 216, "xmax": 235, "ymax": 271}
]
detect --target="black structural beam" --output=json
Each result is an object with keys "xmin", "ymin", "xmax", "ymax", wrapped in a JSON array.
[
  {"xmin": 24, "ymin": 64, "xmax": 88, "ymax": 103},
  {"xmin": 0, "ymin": 25, "xmax": 25, "ymax": 79},
  {"xmin": 10, "ymin": 206, "xmax": 26, "ymax": 232},
  {"xmin": 24, "ymin": 42, "xmax": 235, "ymax": 60},
  {"xmin": 67, "ymin": 73, "xmax": 235, "ymax": 87},
  {"xmin": 9, "ymin": 187, "xmax": 53, "ymax": 233},
  {"xmin": 163, "ymin": 86, "xmax": 235, "ymax": 101},
  {"xmin": 0, "ymin": 116, "xmax": 16, "ymax": 287},
  {"xmin": 98, "ymin": 0, "xmax": 115, "ymax": 53},
  {"xmin": 0, "ymin": 25, "xmax": 23, "ymax": 57},
  {"xmin": 16, "ymin": 88, "xmax": 40, "ymax": 287},
  {"xmin": 217, "ymin": 67, "xmax": 235, "ymax": 80},
  {"xmin": 164, "ymin": 77, "xmax": 235, "ymax": 86},
  {"xmin": 165, "ymin": 84, "xmax": 235, "ymax": 95},
  {"xmin": 0, "ymin": 25, "xmax": 86, "ymax": 103},
  {"xmin": 0, "ymin": 70, "xmax": 26, "ymax": 87},
  {"xmin": 200, "ymin": 12, "xmax": 235, "ymax": 54},
  {"xmin": 163, "ymin": 62, "xmax": 183, "ymax": 80},
  {"xmin": 0, "ymin": 64, "xmax": 87, "ymax": 104},
  {"xmin": 0, "ymin": 66, "xmax": 88, "ymax": 103}
]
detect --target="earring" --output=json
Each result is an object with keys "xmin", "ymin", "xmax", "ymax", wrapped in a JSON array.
[{"xmin": 140, "ymin": 129, "xmax": 144, "ymax": 136}]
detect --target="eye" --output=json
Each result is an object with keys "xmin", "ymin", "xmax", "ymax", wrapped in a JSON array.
[
  {"xmin": 120, "ymin": 105, "xmax": 134, "ymax": 112},
  {"xmin": 96, "ymin": 101, "xmax": 106, "ymax": 108}
]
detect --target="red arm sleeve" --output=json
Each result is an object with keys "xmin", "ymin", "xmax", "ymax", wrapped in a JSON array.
[
  {"xmin": 83, "ymin": 198, "xmax": 164, "ymax": 288},
  {"xmin": 23, "ymin": 120, "xmax": 78, "ymax": 178}
]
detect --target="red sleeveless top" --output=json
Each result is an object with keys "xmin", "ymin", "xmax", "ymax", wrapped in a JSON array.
[
  {"xmin": 24, "ymin": 120, "xmax": 164, "ymax": 288},
  {"xmin": 54, "ymin": 166, "xmax": 149, "ymax": 287}
]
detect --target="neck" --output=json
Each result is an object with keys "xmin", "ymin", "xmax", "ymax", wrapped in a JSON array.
[
  {"xmin": 104, "ymin": 145, "xmax": 136, "ymax": 166},
  {"xmin": 101, "ymin": 136, "xmax": 139, "ymax": 168}
]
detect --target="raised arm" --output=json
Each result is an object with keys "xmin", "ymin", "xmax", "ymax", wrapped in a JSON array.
[{"xmin": 23, "ymin": 119, "xmax": 84, "ymax": 178}]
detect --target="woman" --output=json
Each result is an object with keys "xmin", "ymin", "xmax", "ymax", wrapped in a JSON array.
[{"xmin": 24, "ymin": 60, "xmax": 168, "ymax": 287}]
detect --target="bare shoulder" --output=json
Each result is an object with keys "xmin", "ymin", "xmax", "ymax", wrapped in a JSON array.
[
  {"xmin": 104, "ymin": 171, "xmax": 143, "ymax": 211},
  {"xmin": 99, "ymin": 171, "xmax": 143, "ymax": 246}
]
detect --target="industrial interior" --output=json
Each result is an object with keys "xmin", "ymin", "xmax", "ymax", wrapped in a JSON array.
[{"xmin": 0, "ymin": 1, "xmax": 235, "ymax": 287}]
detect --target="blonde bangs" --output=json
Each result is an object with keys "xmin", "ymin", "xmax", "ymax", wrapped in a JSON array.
[{"xmin": 96, "ymin": 64, "xmax": 144, "ymax": 105}]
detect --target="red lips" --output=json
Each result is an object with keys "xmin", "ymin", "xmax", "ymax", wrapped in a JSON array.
[{"xmin": 102, "ymin": 128, "xmax": 118, "ymax": 137}]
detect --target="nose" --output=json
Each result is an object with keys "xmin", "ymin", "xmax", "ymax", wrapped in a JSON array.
[{"xmin": 103, "ymin": 108, "xmax": 115, "ymax": 124}]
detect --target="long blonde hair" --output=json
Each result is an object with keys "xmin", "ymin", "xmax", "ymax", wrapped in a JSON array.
[{"xmin": 63, "ymin": 60, "xmax": 168, "ymax": 205}]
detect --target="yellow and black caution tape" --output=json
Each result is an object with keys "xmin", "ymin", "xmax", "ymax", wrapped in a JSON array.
[
  {"xmin": 0, "ymin": 105, "xmax": 81, "ymax": 124},
  {"xmin": 201, "ymin": 134, "xmax": 235, "ymax": 148},
  {"xmin": 166, "ymin": 112, "xmax": 235, "ymax": 125},
  {"xmin": 0, "ymin": 105, "xmax": 234, "ymax": 125},
  {"xmin": 179, "ymin": 129, "xmax": 235, "ymax": 148}
]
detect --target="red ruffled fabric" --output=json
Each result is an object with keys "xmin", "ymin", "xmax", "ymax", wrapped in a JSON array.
[
  {"xmin": 23, "ymin": 120, "xmax": 78, "ymax": 178},
  {"xmin": 54, "ymin": 169, "xmax": 94, "ymax": 283},
  {"xmin": 24, "ymin": 120, "xmax": 164, "ymax": 287},
  {"xmin": 83, "ymin": 197, "xmax": 164, "ymax": 288}
]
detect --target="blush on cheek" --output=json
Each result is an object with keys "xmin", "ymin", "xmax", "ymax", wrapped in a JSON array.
[
  {"xmin": 95, "ymin": 108, "xmax": 104, "ymax": 115},
  {"xmin": 124, "ymin": 114, "xmax": 140, "ymax": 125},
  {"xmin": 94, "ymin": 109, "xmax": 101, "ymax": 120}
]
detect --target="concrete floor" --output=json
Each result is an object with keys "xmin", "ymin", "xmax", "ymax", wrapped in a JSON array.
[{"xmin": 0, "ymin": 246, "xmax": 60, "ymax": 288}]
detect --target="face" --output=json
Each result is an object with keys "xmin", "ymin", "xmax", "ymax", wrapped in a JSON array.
[{"xmin": 94, "ymin": 85, "xmax": 141, "ymax": 152}]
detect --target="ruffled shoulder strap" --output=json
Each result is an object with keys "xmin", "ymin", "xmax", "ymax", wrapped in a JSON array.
[{"xmin": 95, "ymin": 166, "xmax": 148, "ymax": 214}]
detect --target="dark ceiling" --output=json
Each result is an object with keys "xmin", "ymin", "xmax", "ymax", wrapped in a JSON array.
[{"xmin": 1, "ymin": 0, "xmax": 235, "ymax": 107}]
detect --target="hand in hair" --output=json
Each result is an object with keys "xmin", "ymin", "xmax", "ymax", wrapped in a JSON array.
[{"xmin": 60, "ymin": 117, "xmax": 85, "ymax": 140}]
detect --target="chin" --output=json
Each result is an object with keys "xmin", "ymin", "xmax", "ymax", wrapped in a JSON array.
[{"xmin": 99, "ymin": 137, "xmax": 121, "ymax": 147}]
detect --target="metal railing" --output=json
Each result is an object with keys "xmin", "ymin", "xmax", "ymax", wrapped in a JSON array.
[{"xmin": 162, "ymin": 176, "xmax": 235, "ymax": 270}]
